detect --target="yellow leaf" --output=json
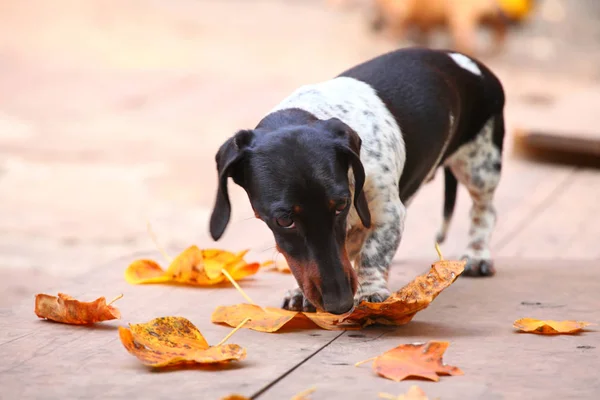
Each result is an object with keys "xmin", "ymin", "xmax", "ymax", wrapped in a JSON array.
[
  {"xmin": 119, "ymin": 316, "xmax": 246, "ymax": 368},
  {"xmin": 125, "ymin": 246, "xmax": 260, "ymax": 286},
  {"xmin": 513, "ymin": 318, "xmax": 594, "ymax": 335}
]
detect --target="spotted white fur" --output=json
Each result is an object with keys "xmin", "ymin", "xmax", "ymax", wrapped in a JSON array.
[
  {"xmin": 269, "ymin": 76, "xmax": 407, "ymax": 303},
  {"xmin": 448, "ymin": 52, "xmax": 482, "ymax": 76},
  {"xmin": 444, "ymin": 117, "xmax": 501, "ymax": 265}
]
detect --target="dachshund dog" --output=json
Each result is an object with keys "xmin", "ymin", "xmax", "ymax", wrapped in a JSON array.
[{"xmin": 209, "ymin": 48, "xmax": 505, "ymax": 315}]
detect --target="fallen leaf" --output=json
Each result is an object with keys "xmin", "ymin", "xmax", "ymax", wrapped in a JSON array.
[
  {"xmin": 339, "ymin": 258, "xmax": 465, "ymax": 327},
  {"xmin": 358, "ymin": 341, "xmax": 463, "ymax": 382},
  {"xmin": 513, "ymin": 318, "xmax": 593, "ymax": 334},
  {"xmin": 125, "ymin": 246, "xmax": 260, "ymax": 286},
  {"xmin": 34, "ymin": 293, "xmax": 122, "ymax": 325},
  {"xmin": 261, "ymin": 258, "xmax": 292, "ymax": 274},
  {"xmin": 119, "ymin": 316, "xmax": 246, "ymax": 368},
  {"xmin": 220, "ymin": 395, "xmax": 250, "ymax": 400},
  {"xmin": 379, "ymin": 386, "xmax": 429, "ymax": 400},
  {"xmin": 211, "ymin": 304, "xmax": 330, "ymax": 332},
  {"xmin": 212, "ymin": 256, "xmax": 464, "ymax": 332}
]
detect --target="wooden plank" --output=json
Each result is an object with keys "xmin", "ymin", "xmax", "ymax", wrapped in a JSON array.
[
  {"xmin": 261, "ymin": 259, "xmax": 600, "ymax": 399},
  {"xmin": 0, "ymin": 249, "xmax": 342, "ymax": 400},
  {"xmin": 498, "ymin": 168, "xmax": 600, "ymax": 259},
  {"xmin": 509, "ymin": 86, "xmax": 600, "ymax": 168}
]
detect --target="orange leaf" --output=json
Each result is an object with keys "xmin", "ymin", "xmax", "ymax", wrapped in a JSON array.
[
  {"xmin": 212, "ymin": 258, "xmax": 464, "ymax": 332},
  {"xmin": 34, "ymin": 293, "xmax": 121, "ymax": 325},
  {"xmin": 220, "ymin": 396, "xmax": 250, "ymax": 400},
  {"xmin": 119, "ymin": 316, "xmax": 246, "ymax": 368},
  {"xmin": 379, "ymin": 386, "xmax": 429, "ymax": 400},
  {"xmin": 343, "ymin": 259, "xmax": 465, "ymax": 327},
  {"xmin": 513, "ymin": 318, "xmax": 594, "ymax": 334},
  {"xmin": 360, "ymin": 341, "xmax": 463, "ymax": 382},
  {"xmin": 125, "ymin": 246, "xmax": 260, "ymax": 286},
  {"xmin": 211, "ymin": 304, "xmax": 322, "ymax": 332}
]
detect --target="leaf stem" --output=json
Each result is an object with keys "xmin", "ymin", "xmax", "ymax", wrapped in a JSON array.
[
  {"xmin": 434, "ymin": 242, "xmax": 444, "ymax": 261},
  {"xmin": 146, "ymin": 220, "xmax": 173, "ymax": 264},
  {"xmin": 107, "ymin": 293, "xmax": 123, "ymax": 306},
  {"xmin": 216, "ymin": 317, "xmax": 251, "ymax": 346},
  {"xmin": 291, "ymin": 386, "xmax": 316, "ymax": 400},
  {"xmin": 221, "ymin": 269, "xmax": 256, "ymax": 305},
  {"xmin": 354, "ymin": 356, "xmax": 377, "ymax": 367}
]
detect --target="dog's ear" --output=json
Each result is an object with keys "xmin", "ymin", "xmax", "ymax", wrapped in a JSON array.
[
  {"xmin": 209, "ymin": 129, "xmax": 254, "ymax": 240},
  {"xmin": 324, "ymin": 118, "xmax": 372, "ymax": 228}
]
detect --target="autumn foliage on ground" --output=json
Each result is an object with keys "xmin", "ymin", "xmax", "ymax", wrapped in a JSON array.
[
  {"xmin": 34, "ymin": 293, "xmax": 122, "ymax": 325},
  {"xmin": 119, "ymin": 316, "xmax": 246, "ymax": 368},
  {"xmin": 212, "ymin": 257, "xmax": 465, "ymax": 331},
  {"xmin": 356, "ymin": 341, "xmax": 463, "ymax": 382},
  {"xmin": 125, "ymin": 246, "xmax": 261, "ymax": 286}
]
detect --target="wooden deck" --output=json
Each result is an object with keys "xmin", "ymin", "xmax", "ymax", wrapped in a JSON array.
[
  {"xmin": 2, "ymin": 158, "xmax": 599, "ymax": 399},
  {"xmin": 1, "ymin": 1, "xmax": 600, "ymax": 399}
]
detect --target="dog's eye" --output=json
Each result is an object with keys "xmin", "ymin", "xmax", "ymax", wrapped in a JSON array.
[
  {"xmin": 335, "ymin": 200, "xmax": 348, "ymax": 215},
  {"xmin": 275, "ymin": 216, "xmax": 295, "ymax": 229}
]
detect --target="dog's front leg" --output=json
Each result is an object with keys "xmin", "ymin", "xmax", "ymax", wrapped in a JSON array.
[{"xmin": 354, "ymin": 198, "xmax": 406, "ymax": 304}]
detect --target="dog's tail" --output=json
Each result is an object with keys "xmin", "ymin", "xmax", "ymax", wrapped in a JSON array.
[{"xmin": 436, "ymin": 167, "xmax": 458, "ymax": 244}]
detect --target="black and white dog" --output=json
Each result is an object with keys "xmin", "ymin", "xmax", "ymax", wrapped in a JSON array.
[{"xmin": 209, "ymin": 48, "xmax": 505, "ymax": 315}]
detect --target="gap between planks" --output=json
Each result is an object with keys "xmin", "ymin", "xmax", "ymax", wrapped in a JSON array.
[{"xmin": 251, "ymin": 331, "xmax": 346, "ymax": 399}]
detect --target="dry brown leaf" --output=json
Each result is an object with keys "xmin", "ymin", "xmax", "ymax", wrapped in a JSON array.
[
  {"xmin": 119, "ymin": 316, "xmax": 247, "ymax": 368},
  {"xmin": 34, "ymin": 293, "xmax": 122, "ymax": 325},
  {"xmin": 125, "ymin": 246, "xmax": 260, "ymax": 286},
  {"xmin": 379, "ymin": 386, "xmax": 429, "ymax": 400},
  {"xmin": 513, "ymin": 318, "xmax": 594, "ymax": 334},
  {"xmin": 358, "ymin": 341, "xmax": 463, "ymax": 382},
  {"xmin": 212, "ymin": 255, "xmax": 464, "ymax": 332}
]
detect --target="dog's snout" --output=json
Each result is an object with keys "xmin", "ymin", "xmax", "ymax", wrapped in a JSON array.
[
  {"xmin": 320, "ymin": 276, "xmax": 355, "ymax": 315},
  {"xmin": 322, "ymin": 294, "xmax": 354, "ymax": 315}
]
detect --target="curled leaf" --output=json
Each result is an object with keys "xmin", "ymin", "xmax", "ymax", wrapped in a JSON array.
[
  {"xmin": 119, "ymin": 316, "xmax": 246, "ymax": 368},
  {"xmin": 212, "ymin": 258, "xmax": 464, "ymax": 332},
  {"xmin": 358, "ymin": 341, "xmax": 463, "ymax": 382},
  {"xmin": 125, "ymin": 246, "xmax": 260, "ymax": 286},
  {"xmin": 343, "ymin": 259, "xmax": 465, "ymax": 327},
  {"xmin": 513, "ymin": 318, "xmax": 593, "ymax": 335},
  {"xmin": 34, "ymin": 293, "xmax": 121, "ymax": 325}
]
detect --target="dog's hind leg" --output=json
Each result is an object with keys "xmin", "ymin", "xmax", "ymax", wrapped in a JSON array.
[{"xmin": 444, "ymin": 115, "xmax": 504, "ymax": 277}]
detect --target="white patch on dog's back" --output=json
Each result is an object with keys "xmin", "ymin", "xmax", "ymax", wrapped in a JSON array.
[
  {"xmin": 268, "ymin": 76, "xmax": 406, "ymax": 228},
  {"xmin": 448, "ymin": 53, "xmax": 481, "ymax": 76}
]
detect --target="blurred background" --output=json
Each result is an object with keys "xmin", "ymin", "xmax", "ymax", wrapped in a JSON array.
[{"xmin": 1, "ymin": 0, "xmax": 599, "ymax": 306}]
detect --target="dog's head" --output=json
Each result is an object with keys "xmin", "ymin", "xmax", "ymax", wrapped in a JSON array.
[{"xmin": 209, "ymin": 117, "xmax": 371, "ymax": 314}]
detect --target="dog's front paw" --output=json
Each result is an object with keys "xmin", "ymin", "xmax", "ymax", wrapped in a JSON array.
[
  {"xmin": 281, "ymin": 287, "xmax": 316, "ymax": 312},
  {"xmin": 461, "ymin": 256, "xmax": 496, "ymax": 277},
  {"xmin": 355, "ymin": 287, "xmax": 391, "ymax": 305}
]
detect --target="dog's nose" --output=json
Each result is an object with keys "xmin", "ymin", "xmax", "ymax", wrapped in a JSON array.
[{"xmin": 322, "ymin": 296, "xmax": 354, "ymax": 315}]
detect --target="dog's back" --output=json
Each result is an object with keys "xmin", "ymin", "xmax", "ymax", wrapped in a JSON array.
[{"xmin": 339, "ymin": 47, "xmax": 505, "ymax": 202}]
